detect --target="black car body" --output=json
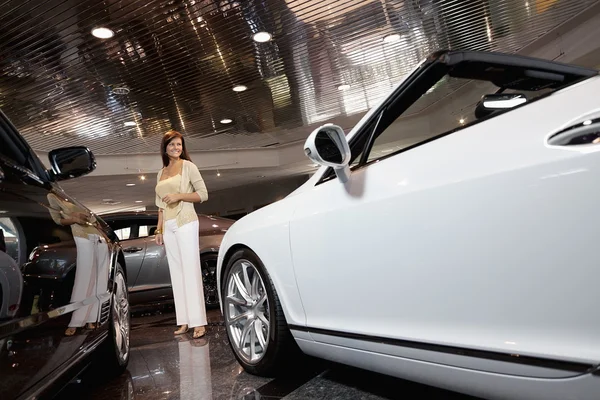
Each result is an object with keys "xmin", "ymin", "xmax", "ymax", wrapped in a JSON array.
[{"xmin": 0, "ymin": 110, "xmax": 130, "ymax": 399}]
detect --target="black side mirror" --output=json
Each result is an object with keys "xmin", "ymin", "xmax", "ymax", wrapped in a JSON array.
[
  {"xmin": 475, "ymin": 93, "xmax": 527, "ymax": 119},
  {"xmin": 48, "ymin": 146, "xmax": 96, "ymax": 181}
]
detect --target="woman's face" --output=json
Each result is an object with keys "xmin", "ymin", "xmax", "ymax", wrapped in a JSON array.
[{"xmin": 166, "ymin": 137, "xmax": 183, "ymax": 159}]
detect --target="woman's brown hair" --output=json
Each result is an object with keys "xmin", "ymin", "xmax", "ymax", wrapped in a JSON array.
[{"xmin": 160, "ymin": 130, "xmax": 192, "ymax": 167}]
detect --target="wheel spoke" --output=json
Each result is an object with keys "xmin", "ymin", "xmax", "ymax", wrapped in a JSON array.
[
  {"xmin": 232, "ymin": 274, "xmax": 252, "ymax": 302},
  {"xmin": 239, "ymin": 319, "xmax": 254, "ymax": 349},
  {"xmin": 242, "ymin": 262, "xmax": 253, "ymax": 296},
  {"xmin": 256, "ymin": 293, "xmax": 267, "ymax": 308},
  {"xmin": 254, "ymin": 319, "xmax": 267, "ymax": 349},
  {"xmin": 250, "ymin": 324, "xmax": 257, "ymax": 360},
  {"xmin": 250, "ymin": 273, "xmax": 259, "ymax": 298},
  {"xmin": 229, "ymin": 310, "xmax": 251, "ymax": 325},
  {"xmin": 114, "ymin": 320, "xmax": 122, "ymax": 349},
  {"xmin": 257, "ymin": 311, "xmax": 269, "ymax": 327},
  {"xmin": 226, "ymin": 295, "xmax": 246, "ymax": 306}
]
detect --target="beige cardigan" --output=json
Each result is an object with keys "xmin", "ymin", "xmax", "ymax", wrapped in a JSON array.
[{"xmin": 155, "ymin": 160, "xmax": 208, "ymax": 229}]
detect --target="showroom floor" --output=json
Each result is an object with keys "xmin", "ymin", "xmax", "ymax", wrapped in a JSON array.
[{"xmin": 58, "ymin": 307, "xmax": 481, "ymax": 400}]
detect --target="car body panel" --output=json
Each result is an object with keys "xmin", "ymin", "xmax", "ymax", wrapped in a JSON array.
[
  {"xmin": 217, "ymin": 50, "xmax": 600, "ymax": 398},
  {"xmin": 0, "ymin": 163, "xmax": 120, "ymax": 400}
]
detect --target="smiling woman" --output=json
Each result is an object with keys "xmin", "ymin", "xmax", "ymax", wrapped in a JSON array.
[{"xmin": 154, "ymin": 130, "xmax": 209, "ymax": 339}]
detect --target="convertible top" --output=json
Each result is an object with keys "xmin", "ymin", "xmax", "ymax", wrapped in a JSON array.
[{"xmin": 432, "ymin": 50, "xmax": 599, "ymax": 91}]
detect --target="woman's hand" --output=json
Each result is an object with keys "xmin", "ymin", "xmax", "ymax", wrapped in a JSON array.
[
  {"xmin": 155, "ymin": 233, "xmax": 164, "ymax": 246},
  {"xmin": 162, "ymin": 193, "xmax": 180, "ymax": 205}
]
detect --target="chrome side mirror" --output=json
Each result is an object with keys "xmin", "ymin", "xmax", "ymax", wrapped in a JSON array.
[
  {"xmin": 304, "ymin": 124, "xmax": 351, "ymax": 183},
  {"xmin": 48, "ymin": 146, "xmax": 96, "ymax": 181}
]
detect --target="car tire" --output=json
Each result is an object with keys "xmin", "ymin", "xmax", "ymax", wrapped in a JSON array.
[
  {"xmin": 201, "ymin": 253, "xmax": 220, "ymax": 309},
  {"xmin": 221, "ymin": 248, "xmax": 299, "ymax": 377},
  {"xmin": 95, "ymin": 261, "xmax": 130, "ymax": 377}
]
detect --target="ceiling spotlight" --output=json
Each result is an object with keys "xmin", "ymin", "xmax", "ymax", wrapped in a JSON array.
[
  {"xmin": 383, "ymin": 33, "xmax": 401, "ymax": 43},
  {"xmin": 252, "ymin": 31, "xmax": 272, "ymax": 43},
  {"xmin": 220, "ymin": 118, "xmax": 233, "ymax": 124},
  {"xmin": 459, "ymin": 118, "xmax": 466, "ymax": 125},
  {"xmin": 92, "ymin": 27, "xmax": 114, "ymax": 39},
  {"xmin": 124, "ymin": 121, "xmax": 137, "ymax": 127},
  {"xmin": 338, "ymin": 84, "xmax": 350, "ymax": 91},
  {"xmin": 140, "ymin": 175, "xmax": 146, "ymax": 181},
  {"xmin": 126, "ymin": 183, "xmax": 136, "ymax": 187},
  {"xmin": 135, "ymin": 200, "xmax": 143, "ymax": 203},
  {"xmin": 583, "ymin": 120, "xmax": 592, "ymax": 126},
  {"xmin": 233, "ymin": 85, "xmax": 247, "ymax": 92}
]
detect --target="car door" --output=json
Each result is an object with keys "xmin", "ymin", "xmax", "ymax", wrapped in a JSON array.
[
  {"xmin": 289, "ymin": 57, "xmax": 600, "ymax": 374},
  {"xmin": 0, "ymin": 155, "xmax": 105, "ymax": 398},
  {"xmin": 110, "ymin": 221, "xmax": 148, "ymax": 291},
  {"xmin": 131, "ymin": 218, "xmax": 172, "ymax": 299}
]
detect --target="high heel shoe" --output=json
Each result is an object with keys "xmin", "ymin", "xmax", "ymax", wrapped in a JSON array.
[
  {"xmin": 174, "ymin": 324, "xmax": 189, "ymax": 335},
  {"xmin": 193, "ymin": 326, "xmax": 206, "ymax": 339}
]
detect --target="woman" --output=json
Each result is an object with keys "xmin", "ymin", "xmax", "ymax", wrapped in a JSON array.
[{"xmin": 154, "ymin": 130, "xmax": 209, "ymax": 339}]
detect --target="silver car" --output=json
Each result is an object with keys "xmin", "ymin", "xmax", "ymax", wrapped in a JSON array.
[{"xmin": 100, "ymin": 211, "xmax": 234, "ymax": 308}]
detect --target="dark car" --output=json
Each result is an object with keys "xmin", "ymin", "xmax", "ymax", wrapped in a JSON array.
[{"xmin": 0, "ymin": 110, "xmax": 130, "ymax": 400}]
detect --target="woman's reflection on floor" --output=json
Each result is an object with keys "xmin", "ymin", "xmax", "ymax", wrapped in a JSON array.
[
  {"xmin": 178, "ymin": 337, "xmax": 213, "ymax": 400},
  {"xmin": 46, "ymin": 193, "xmax": 109, "ymax": 335}
]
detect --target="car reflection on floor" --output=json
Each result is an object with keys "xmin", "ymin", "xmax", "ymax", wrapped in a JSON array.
[{"xmin": 56, "ymin": 307, "xmax": 479, "ymax": 400}]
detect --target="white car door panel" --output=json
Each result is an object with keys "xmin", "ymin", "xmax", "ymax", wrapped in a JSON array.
[{"xmin": 289, "ymin": 76, "xmax": 600, "ymax": 367}]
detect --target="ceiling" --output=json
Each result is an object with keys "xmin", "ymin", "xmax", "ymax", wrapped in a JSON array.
[{"xmin": 1, "ymin": 0, "xmax": 599, "ymax": 212}]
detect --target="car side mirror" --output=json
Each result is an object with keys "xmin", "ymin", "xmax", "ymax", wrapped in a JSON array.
[
  {"xmin": 304, "ymin": 124, "xmax": 351, "ymax": 183},
  {"xmin": 48, "ymin": 146, "xmax": 96, "ymax": 181},
  {"xmin": 475, "ymin": 93, "xmax": 527, "ymax": 119}
]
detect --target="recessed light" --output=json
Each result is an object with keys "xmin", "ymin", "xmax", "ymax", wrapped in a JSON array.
[
  {"xmin": 383, "ymin": 33, "xmax": 401, "ymax": 43},
  {"xmin": 252, "ymin": 31, "xmax": 272, "ymax": 43},
  {"xmin": 140, "ymin": 175, "xmax": 146, "ymax": 181},
  {"xmin": 459, "ymin": 118, "xmax": 466, "ymax": 125},
  {"xmin": 92, "ymin": 27, "xmax": 114, "ymax": 39},
  {"xmin": 124, "ymin": 121, "xmax": 137, "ymax": 127},
  {"xmin": 583, "ymin": 120, "xmax": 592, "ymax": 126},
  {"xmin": 338, "ymin": 84, "xmax": 350, "ymax": 91},
  {"xmin": 220, "ymin": 118, "xmax": 233, "ymax": 124},
  {"xmin": 126, "ymin": 183, "xmax": 136, "ymax": 187},
  {"xmin": 233, "ymin": 85, "xmax": 247, "ymax": 92},
  {"xmin": 135, "ymin": 200, "xmax": 143, "ymax": 203}
]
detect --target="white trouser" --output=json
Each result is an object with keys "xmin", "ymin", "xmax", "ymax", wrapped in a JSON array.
[
  {"xmin": 69, "ymin": 234, "xmax": 109, "ymax": 327},
  {"xmin": 163, "ymin": 219, "xmax": 207, "ymax": 327}
]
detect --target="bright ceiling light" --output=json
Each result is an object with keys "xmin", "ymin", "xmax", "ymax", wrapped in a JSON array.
[
  {"xmin": 383, "ymin": 33, "xmax": 401, "ymax": 43},
  {"xmin": 253, "ymin": 31, "xmax": 272, "ymax": 43},
  {"xmin": 233, "ymin": 85, "xmax": 247, "ymax": 92},
  {"xmin": 135, "ymin": 200, "xmax": 143, "ymax": 203},
  {"xmin": 92, "ymin": 27, "xmax": 114, "ymax": 39},
  {"xmin": 459, "ymin": 118, "xmax": 465, "ymax": 125},
  {"xmin": 583, "ymin": 120, "xmax": 592, "ymax": 126},
  {"xmin": 124, "ymin": 121, "xmax": 137, "ymax": 127},
  {"xmin": 338, "ymin": 84, "xmax": 350, "ymax": 91},
  {"xmin": 126, "ymin": 183, "xmax": 136, "ymax": 187},
  {"xmin": 220, "ymin": 118, "xmax": 233, "ymax": 124},
  {"xmin": 140, "ymin": 175, "xmax": 146, "ymax": 181}
]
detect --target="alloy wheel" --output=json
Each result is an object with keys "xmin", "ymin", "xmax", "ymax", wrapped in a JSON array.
[
  {"xmin": 224, "ymin": 259, "xmax": 270, "ymax": 364},
  {"xmin": 112, "ymin": 271, "xmax": 130, "ymax": 364}
]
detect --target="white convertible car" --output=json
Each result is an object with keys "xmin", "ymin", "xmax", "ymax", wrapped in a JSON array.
[{"xmin": 216, "ymin": 50, "xmax": 600, "ymax": 400}]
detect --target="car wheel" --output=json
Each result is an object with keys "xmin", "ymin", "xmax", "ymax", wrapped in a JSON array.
[
  {"xmin": 201, "ymin": 253, "xmax": 220, "ymax": 308},
  {"xmin": 96, "ymin": 262, "xmax": 130, "ymax": 376},
  {"xmin": 222, "ymin": 248, "xmax": 298, "ymax": 376}
]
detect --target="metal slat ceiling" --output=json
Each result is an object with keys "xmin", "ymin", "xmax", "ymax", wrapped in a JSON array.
[{"xmin": 0, "ymin": 0, "xmax": 596, "ymax": 156}]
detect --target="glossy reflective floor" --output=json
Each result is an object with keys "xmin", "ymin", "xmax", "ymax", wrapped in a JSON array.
[{"xmin": 57, "ymin": 306, "xmax": 480, "ymax": 400}]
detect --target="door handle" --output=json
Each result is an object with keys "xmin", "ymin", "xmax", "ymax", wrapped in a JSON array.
[
  {"xmin": 548, "ymin": 121, "xmax": 600, "ymax": 146},
  {"xmin": 123, "ymin": 246, "xmax": 143, "ymax": 253}
]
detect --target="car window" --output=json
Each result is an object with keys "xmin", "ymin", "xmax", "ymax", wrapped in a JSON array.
[
  {"xmin": 114, "ymin": 227, "xmax": 131, "ymax": 241},
  {"xmin": 365, "ymin": 76, "xmax": 553, "ymax": 164}
]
